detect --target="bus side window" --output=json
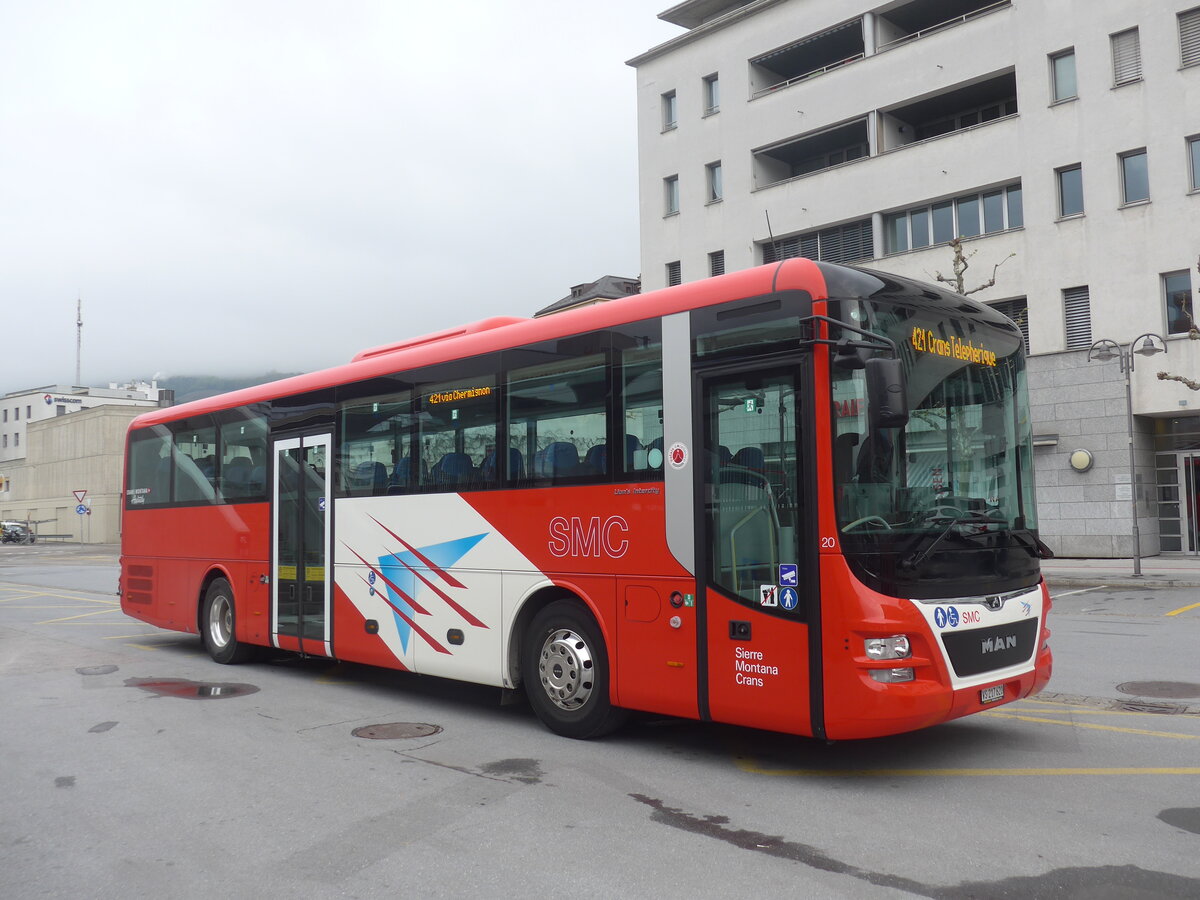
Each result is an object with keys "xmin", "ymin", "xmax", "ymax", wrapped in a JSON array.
[
  {"xmin": 126, "ymin": 426, "xmax": 172, "ymax": 507},
  {"xmin": 507, "ymin": 347, "xmax": 607, "ymax": 486},
  {"xmin": 418, "ymin": 376, "xmax": 497, "ymax": 493},
  {"xmin": 338, "ymin": 395, "xmax": 414, "ymax": 497},
  {"xmin": 172, "ymin": 418, "xmax": 217, "ymax": 504},
  {"xmin": 218, "ymin": 407, "xmax": 268, "ymax": 502},
  {"xmin": 616, "ymin": 328, "xmax": 663, "ymax": 477}
]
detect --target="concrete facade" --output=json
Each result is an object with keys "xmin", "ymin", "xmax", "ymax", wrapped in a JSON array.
[
  {"xmin": 0, "ymin": 406, "xmax": 143, "ymax": 544},
  {"xmin": 630, "ymin": 0, "xmax": 1200, "ymax": 556},
  {"xmin": 1, "ymin": 382, "xmax": 167, "ymax": 464}
]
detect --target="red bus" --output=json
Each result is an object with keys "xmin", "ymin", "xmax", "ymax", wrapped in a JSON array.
[{"xmin": 120, "ymin": 258, "xmax": 1052, "ymax": 740}]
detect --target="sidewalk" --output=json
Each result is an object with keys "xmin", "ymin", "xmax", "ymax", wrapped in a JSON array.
[{"xmin": 1040, "ymin": 554, "xmax": 1200, "ymax": 588}]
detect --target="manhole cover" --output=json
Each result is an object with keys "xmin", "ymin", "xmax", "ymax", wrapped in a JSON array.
[
  {"xmin": 1110, "ymin": 700, "xmax": 1185, "ymax": 715},
  {"xmin": 76, "ymin": 665, "xmax": 118, "ymax": 676},
  {"xmin": 352, "ymin": 722, "xmax": 442, "ymax": 740},
  {"xmin": 1116, "ymin": 681, "xmax": 1200, "ymax": 699}
]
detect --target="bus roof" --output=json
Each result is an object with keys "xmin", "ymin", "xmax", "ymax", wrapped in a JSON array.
[{"xmin": 128, "ymin": 258, "xmax": 828, "ymax": 429}]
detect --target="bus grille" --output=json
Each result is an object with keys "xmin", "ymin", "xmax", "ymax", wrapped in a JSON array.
[
  {"xmin": 125, "ymin": 564, "xmax": 154, "ymax": 605},
  {"xmin": 940, "ymin": 618, "xmax": 1039, "ymax": 678}
]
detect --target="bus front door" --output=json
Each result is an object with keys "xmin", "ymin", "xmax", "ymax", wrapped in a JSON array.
[
  {"xmin": 699, "ymin": 366, "xmax": 816, "ymax": 736},
  {"xmin": 272, "ymin": 433, "xmax": 332, "ymax": 657}
]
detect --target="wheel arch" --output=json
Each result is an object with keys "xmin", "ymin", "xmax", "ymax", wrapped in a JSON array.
[
  {"xmin": 195, "ymin": 566, "xmax": 237, "ymax": 636},
  {"xmin": 506, "ymin": 580, "xmax": 608, "ymax": 691}
]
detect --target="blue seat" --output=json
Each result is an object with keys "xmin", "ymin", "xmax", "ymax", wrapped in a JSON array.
[
  {"xmin": 432, "ymin": 452, "xmax": 475, "ymax": 485},
  {"xmin": 584, "ymin": 444, "xmax": 607, "ymax": 474},
  {"xmin": 535, "ymin": 441, "xmax": 579, "ymax": 478},
  {"xmin": 352, "ymin": 461, "xmax": 388, "ymax": 493},
  {"xmin": 482, "ymin": 447, "xmax": 524, "ymax": 482}
]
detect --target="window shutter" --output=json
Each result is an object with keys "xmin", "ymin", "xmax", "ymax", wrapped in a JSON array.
[
  {"xmin": 1181, "ymin": 9, "xmax": 1200, "ymax": 67},
  {"xmin": 1063, "ymin": 287, "xmax": 1092, "ymax": 349},
  {"xmin": 990, "ymin": 298, "xmax": 1030, "ymax": 354},
  {"xmin": 709, "ymin": 250, "xmax": 725, "ymax": 277},
  {"xmin": 666, "ymin": 261, "xmax": 682, "ymax": 286},
  {"xmin": 1111, "ymin": 29, "xmax": 1142, "ymax": 85}
]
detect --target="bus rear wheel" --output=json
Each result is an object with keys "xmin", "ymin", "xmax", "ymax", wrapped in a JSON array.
[
  {"xmin": 523, "ymin": 600, "xmax": 626, "ymax": 739},
  {"xmin": 202, "ymin": 578, "xmax": 256, "ymax": 664}
]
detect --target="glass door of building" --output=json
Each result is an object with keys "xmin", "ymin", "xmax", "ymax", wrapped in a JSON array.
[{"xmin": 1158, "ymin": 452, "xmax": 1200, "ymax": 555}]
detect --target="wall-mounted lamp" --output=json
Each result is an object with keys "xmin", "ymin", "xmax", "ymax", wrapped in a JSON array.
[{"xmin": 1068, "ymin": 449, "xmax": 1094, "ymax": 472}]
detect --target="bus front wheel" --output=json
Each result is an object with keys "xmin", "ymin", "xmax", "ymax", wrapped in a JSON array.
[
  {"xmin": 202, "ymin": 578, "xmax": 257, "ymax": 665},
  {"xmin": 523, "ymin": 600, "xmax": 627, "ymax": 739}
]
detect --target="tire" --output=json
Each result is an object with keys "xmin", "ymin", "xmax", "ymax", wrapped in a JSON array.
[
  {"xmin": 201, "ymin": 577, "xmax": 257, "ymax": 664},
  {"xmin": 523, "ymin": 599, "xmax": 627, "ymax": 739}
]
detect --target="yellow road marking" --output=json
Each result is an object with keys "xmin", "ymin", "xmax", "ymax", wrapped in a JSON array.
[
  {"xmin": 36, "ymin": 608, "xmax": 127, "ymax": 625},
  {"xmin": 734, "ymin": 760, "xmax": 1200, "ymax": 777},
  {"xmin": 4, "ymin": 588, "xmax": 118, "ymax": 606},
  {"xmin": 1167, "ymin": 601, "xmax": 1200, "ymax": 617},
  {"xmin": 979, "ymin": 710, "xmax": 1198, "ymax": 739}
]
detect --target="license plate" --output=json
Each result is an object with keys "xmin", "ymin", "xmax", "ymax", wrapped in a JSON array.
[{"xmin": 980, "ymin": 685, "xmax": 1005, "ymax": 704}]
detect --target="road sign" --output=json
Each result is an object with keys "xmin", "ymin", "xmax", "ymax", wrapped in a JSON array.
[
  {"xmin": 73, "ymin": 490, "xmax": 87, "ymax": 503},
  {"xmin": 76, "ymin": 504, "xmax": 89, "ymax": 516}
]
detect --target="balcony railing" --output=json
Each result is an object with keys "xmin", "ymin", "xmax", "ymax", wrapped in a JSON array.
[{"xmin": 877, "ymin": 1, "xmax": 1011, "ymax": 54}]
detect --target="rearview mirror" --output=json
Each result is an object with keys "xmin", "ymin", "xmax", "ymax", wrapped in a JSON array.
[{"xmin": 866, "ymin": 357, "xmax": 908, "ymax": 429}]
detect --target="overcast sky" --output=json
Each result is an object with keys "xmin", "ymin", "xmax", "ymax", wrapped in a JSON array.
[{"xmin": 1, "ymin": 1, "xmax": 681, "ymax": 392}]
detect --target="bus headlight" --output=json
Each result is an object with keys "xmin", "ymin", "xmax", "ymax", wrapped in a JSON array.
[
  {"xmin": 864, "ymin": 635, "xmax": 911, "ymax": 660},
  {"xmin": 870, "ymin": 667, "xmax": 915, "ymax": 683}
]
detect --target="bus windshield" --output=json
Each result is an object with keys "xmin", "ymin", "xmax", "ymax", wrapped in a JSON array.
[{"xmin": 830, "ymin": 292, "xmax": 1040, "ymax": 599}]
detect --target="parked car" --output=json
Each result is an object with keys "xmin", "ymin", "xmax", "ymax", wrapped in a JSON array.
[{"xmin": 1, "ymin": 521, "xmax": 35, "ymax": 544}]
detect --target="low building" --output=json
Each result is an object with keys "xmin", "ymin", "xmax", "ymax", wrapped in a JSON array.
[{"xmin": 0, "ymin": 405, "xmax": 148, "ymax": 543}]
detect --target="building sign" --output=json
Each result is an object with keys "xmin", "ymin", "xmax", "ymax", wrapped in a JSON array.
[{"xmin": 44, "ymin": 394, "xmax": 84, "ymax": 405}]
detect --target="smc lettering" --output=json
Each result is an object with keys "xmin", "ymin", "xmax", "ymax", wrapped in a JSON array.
[{"xmin": 548, "ymin": 516, "xmax": 630, "ymax": 558}]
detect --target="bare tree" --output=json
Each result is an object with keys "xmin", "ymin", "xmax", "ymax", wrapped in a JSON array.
[
  {"xmin": 929, "ymin": 237, "xmax": 1015, "ymax": 296},
  {"xmin": 1156, "ymin": 254, "xmax": 1200, "ymax": 391}
]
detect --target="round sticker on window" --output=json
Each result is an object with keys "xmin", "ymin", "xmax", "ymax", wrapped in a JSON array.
[{"xmin": 668, "ymin": 442, "xmax": 689, "ymax": 470}]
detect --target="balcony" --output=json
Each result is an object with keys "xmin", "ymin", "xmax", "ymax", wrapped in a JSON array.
[
  {"xmin": 753, "ymin": 119, "xmax": 870, "ymax": 189},
  {"xmin": 879, "ymin": 71, "xmax": 1017, "ymax": 152},
  {"xmin": 750, "ymin": 20, "xmax": 865, "ymax": 97}
]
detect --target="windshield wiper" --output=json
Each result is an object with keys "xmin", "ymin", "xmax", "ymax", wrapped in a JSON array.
[
  {"xmin": 899, "ymin": 511, "xmax": 971, "ymax": 571},
  {"xmin": 1012, "ymin": 528, "xmax": 1054, "ymax": 559}
]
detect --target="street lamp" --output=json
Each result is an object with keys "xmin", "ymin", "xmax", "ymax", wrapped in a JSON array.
[{"xmin": 1086, "ymin": 333, "xmax": 1168, "ymax": 576}]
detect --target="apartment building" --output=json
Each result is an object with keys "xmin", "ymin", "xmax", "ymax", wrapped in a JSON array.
[{"xmin": 629, "ymin": 0, "xmax": 1200, "ymax": 557}]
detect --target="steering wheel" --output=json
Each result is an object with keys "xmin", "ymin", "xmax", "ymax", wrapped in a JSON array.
[{"xmin": 841, "ymin": 515, "xmax": 893, "ymax": 533}]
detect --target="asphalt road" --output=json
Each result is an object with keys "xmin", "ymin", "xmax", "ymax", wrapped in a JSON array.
[{"xmin": 2, "ymin": 543, "xmax": 1198, "ymax": 899}]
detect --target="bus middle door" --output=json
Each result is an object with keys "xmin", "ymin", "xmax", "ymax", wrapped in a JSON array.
[{"xmin": 272, "ymin": 433, "xmax": 332, "ymax": 657}]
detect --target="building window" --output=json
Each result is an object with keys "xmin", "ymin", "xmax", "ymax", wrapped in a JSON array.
[
  {"xmin": 883, "ymin": 184, "xmax": 1023, "ymax": 253},
  {"xmin": 13, "ymin": 408, "xmax": 18, "ymax": 421},
  {"xmin": 705, "ymin": 161, "xmax": 722, "ymax": 202},
  {"xmin": 1111, "ymin": 28, "xmax": 1142, "ymax": 86},
  {"xmin": 2, "ymin": 435, "xmax": 6, "ymax": 448},
  {"xmin": 1181, "ymin": 7, "xmax": 1200, "ymax": 68},
  {"xmin": 763, "ymin": 219, "xmax": 873, "ymax": 265},
  {"xmin": 989, "ymin": 298, "xmax": 1030, "ymax": 354},
  {"xmin": 662, "ymin": 91, "xmax": 677, "ymax": 131},
  {"xmin": 1188, "ymin": 135, "xmax": 1200, "ymax": 191},
  {"xmin": 25, "ymin": 405, "xmax": 30, "ymax": 418},
  {"xmin": 1164, "ymin": 271, "xmax": 1195, "ymax": 335},
  {"xmin": 1050, "ymin": 49, "xmax": 1077, "ymax": 102},
  {"xmin": 703, "ymin": 74, "xmax": 720, "ymax": 115},
  {"xmin": 1057, "ymin": 165, "xmax": 1084, "ymax": 217},
  {"xmin": 1063, "ymin": 286, "xmax": 1092, "ymax": 349},
  {"xmin": 1119, "ymin": 149, "xmax": 1149, "ymax": 204},
  {"xmin": 13, "ymin": 433, "xmax": 18, "ymax": 448},
  {"xmin": 666, "ymin": 261, "xmax": 682, "ymax": 286},
  {"xmin": 664, "ymin": 175, "xmax": 679, "ymax": 216},
  {"xmin": 2, "ymin": 409, "xmax": 6, "ymax": 423},
  {"xmin": 57, "ymin": 405, "xmax": 66, "ymax": 416},
  {"xmin": 709, "ymin": 250, "xmax": 725, "ymax": 277}
]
